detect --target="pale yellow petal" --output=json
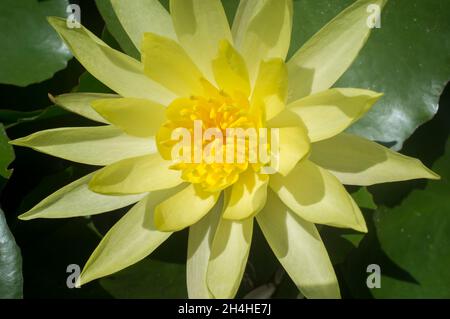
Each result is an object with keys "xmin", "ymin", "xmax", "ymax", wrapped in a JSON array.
[
  {"xmin": 207, "ymin": 217, "xmax": 253, "ymax": 298},
  {"xmin": 91, "ymin": 98, "xmax": 166, "ymax": 137},
  {"xmin": 89, "ymin": 153, "xmax": 183, "ymax": 194},
  {"xmin": 52, "ymin": 93, "xmax": 118, "ymax": 123},
  {"xmin": 310, "ymin": 133, "xmax": 440, "ymax": 186},
  {"xmin": 257, "ymin": 191, "xmax": 341, "ymax": 299},
  {"xmin": 223, "ymin": 170, "xmax": 268, "ymax": 220},
  {"xmin": 10, "ymin": 126, "xmax": 156, "ymax": 166},
  {"xmin": 212, "ymin": 40, "xmax": 251, "ymax": 97},
  {"xmin": 154, "ymin": 185, "xmax": 220, "ymax": 232},
  {"xmin": 79, "ymin": 189, "xmax": 181, "ymax": 285},
  {"xmin": 48, "ymin": 17, "xmax": 175, "ymax": 104},
  {"xmin": 187, "ymin": 198, "xmax": 223, "ymax": 299},
  {"xmin": 142, "ymin": 33, "xmax": 204, "ymax": 96},
  {"xmin": 170, "ymin": 0, "xmax": 232, "ymax": 82},
  {"xmin": 251, "ymin": 58, "xmax": 288, "ymax": 121},
  {"xmin": 273, "ymin": 126, "xmax": 311, "ymax": 176},
  {"xmin": 287, "ymin": 0, "xmax": 387, "ymax": 101},
  {"xmin": 232, "ymin": 0, "xmax": 293, "ymax": 83},
  {"xmin": 270, "ymin": 160, "xmax": 367, "ymax": 232},
  {"xmin": 110, "ymin": 0, "xmax": 176, "ymax": 50},
  {"xmin": 18, "ymin": 172, "xmax": 145, "ymax": 220},
  {"xmin": 287, "ymin": 88, "xmax": 383, "ymax": 142}
]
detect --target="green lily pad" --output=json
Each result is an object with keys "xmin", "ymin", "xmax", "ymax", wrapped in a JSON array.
[
  {"xmin": 99, "ymin": 231, "xmax": 188, "ymax": 298},
  {"xmin": 0, "ymin": 0, "xmax": 73, "ymax": 86},
  {"xmin": 0, "ymin": 208, "xmax": 23, "ymax": 298},
  {"xmin": 99, "ymin": 257, "xmax": 187, "ymax": 298},
  {"xmin": 343, "ymin": 137, "xmax": 450, "ymax": 298},
  {"xmin": 373, "ymin": 139, "xmax": 450, "ymax": 298},
  {"xmin": 290, "ymin": 0, "xmax": 450, "ymax": 149}
]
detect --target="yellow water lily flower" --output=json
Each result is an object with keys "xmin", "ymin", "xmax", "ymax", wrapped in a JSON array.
[{"xmin": 11, "ymin": 0, "xmax": 439, "ymax": 299}]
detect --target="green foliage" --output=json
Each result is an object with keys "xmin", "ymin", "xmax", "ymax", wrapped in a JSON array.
[
  {"xmin": 0, "ymin": 0, "xmax": 72, "ymax": 86},
  {"xmin": 343, "ymin": 138, "xmax": 450, "ymax": 298},
  {"xmin": 0, "ymin": 0, "xmax": 448, "ymax": 299},
  {"xmin": 291, "ymin": 0, "xmax": 450, "ymax": 149}
]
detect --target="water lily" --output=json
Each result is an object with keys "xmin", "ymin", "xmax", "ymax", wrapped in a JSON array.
[{"xmin": 11, "ymin": 0, "xmax": 439, "ymax": 299}]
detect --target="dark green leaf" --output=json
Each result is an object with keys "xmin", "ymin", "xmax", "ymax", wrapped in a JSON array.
[
  {"xmin": 0, "ymin": 106, "xmax": 67, "ymax": 130},
  {"xmin": 0, "ymin": 0, "xmax": 72, "ymax": 86},
  {"xmin": 99, "ymin": 257, "xmax": 187, "ymax": 298},
  {"xmin": 351, "ymin": 187, "xmax": 377, "ymax": 210},
  {"xmin": 344, "ymin": 138, "xmax": 450, "ymax": 298}
]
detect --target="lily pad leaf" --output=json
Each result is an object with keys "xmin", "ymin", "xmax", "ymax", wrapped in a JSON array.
[
  {"xmin": 290, "ymin": 0, "xmax": 450, "ymax": 149},
  {"xmin": 0, "ymin": 0, "xmax": 72, "ymax": 86},
  {"xmin": 344, "ymin": 138, "xmax": 450, "ymax": 298}
]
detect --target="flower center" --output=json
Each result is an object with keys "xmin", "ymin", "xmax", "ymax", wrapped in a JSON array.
[{"xmin": 156, "ymin": 81, "xmax": 270, "ymax": 192}]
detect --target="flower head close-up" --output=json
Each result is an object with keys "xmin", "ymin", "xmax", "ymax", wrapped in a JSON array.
[{"xmin": 10, "ymin": 0, "xmax": 440, "ymax": 299}]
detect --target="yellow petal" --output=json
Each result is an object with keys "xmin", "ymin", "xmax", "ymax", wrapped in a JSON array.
[
  {"xmin": 10, "ymin": 126, "xmax": 156, "ymax": 166},
  {"xmin": 89, "ymin": 153, "xmax": 183, "ymax": 195},
  {"xmin": 251, "ymin": 58, "xmax": 288, "ymax": 121},
  {"xmin": 310, "ymin": 133, "xmax": 440, "ymax": 186},
  {"xmin": 170, "ymin": 0, "xmax": 232, "ymax": 82},
  {"xmin": 257, "ymin": 190, "xmax": 341, "ymax": 299},
  {"xmin": 154, "ymin": 185, "xmax": 220, "ymax": 232},
  {"xmin": 142, "ymin": 33, "xmax": 204, "ymax": 97},
  {"xmin": 223, "ymin": 170, "xmax": 268, "ymax": 220},
  {"xmin": 207, "ymin": 217, "xmax": 253, "ymax": 298},
  {"xmin": 275, "ymin": 126, "xmax": 311, "ymax": 176},
  {"xmin": 187, "ymin": 198, "xmax": 223, "ymax": 299},
  {"xmin": 52, "ymin": 93, "xmax": 118, "ymax": 123},
  {"xmin": 212, "ymin": 40, "xmax": 251, "ymax": 97},
  {"xmin": 79, "ymin": 189, "xmax": 181, "ymax": 285},
  {"xmin": 18, "ymin": 172, "xmax": 145, "ymax": 220},
  {"xmin": 91, "ymin": 98, "xmax": 166, "ymax": 137},
  {"xmin": 270, "ymin": 160, "xmax": 367, "ymax": 232},
  {"xmin": 287, "ymin": 0, "xmax": 387, "ymax": 101},
  {"xmin": 48, "ymin": 17, "xmax": 175, "ymax": 104},
  {"xmin": 287, "ymin": 88, "xmax": 383, "ymax": 142},
  {"xmin": 232, "ymin": 0, "xmax": 293, "ymax": 83},
  {"xmin": 110, "ymin": 0, "xmax": 176, "ymax": 50}
]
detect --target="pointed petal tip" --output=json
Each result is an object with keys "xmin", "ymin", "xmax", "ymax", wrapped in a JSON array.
[
  {"xmin": 46, "ymin": 16, "xmax": 64, "ymax": 27},
  {"xmin": 75, "ymin": 277, "xmax": 83, "ymax": 288},
  {"xmin": 418, "ymin": 161, "xmax": 441, "ymax": 181},
  {"xmin": 427, "ymin": 171, "xmax": 441, "ymax": 180},
  {"xmin": 77, "ymin": 272, "xmax": 94, "ymax": 287},
  {"xmin": 355, "ymin": 222, "xmax": 368, "ymax": 234},
  {"xmin": 8, "ymin": 138, "xmax": 25, "ymax": 147},
  {"xmin": 48, "ymin": 92, "xmax": 56, "ymax": 104},
  {"xmin": 373, "ymin": 92, "xmax": 385, "ymax": 100},
  {"xmin": 17, "ymin": 213, "xmax": 32, "ymax": 221}
]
